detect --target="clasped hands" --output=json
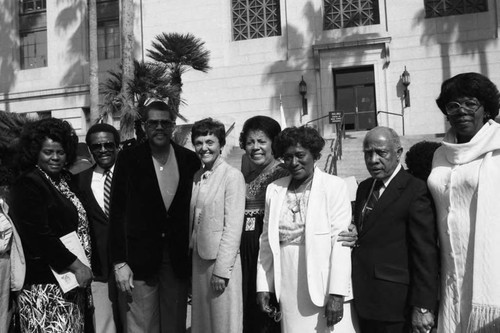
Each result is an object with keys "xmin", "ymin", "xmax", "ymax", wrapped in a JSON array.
[{"xmin": 257, "ymin": 292, "xmax": 344, "ymax": 328}]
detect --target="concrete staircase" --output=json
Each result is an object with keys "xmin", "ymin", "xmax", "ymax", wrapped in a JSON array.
[
  {"xmin": 317, "ymin": 131, "xmax": 445, "ymax": 183},
  {"xmin": 224, "ymin": 146, "xmax": 245, "ymax": 170}
]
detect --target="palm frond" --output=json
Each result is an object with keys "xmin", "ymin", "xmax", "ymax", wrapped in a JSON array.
[{"xmin": 147, "ymin": 32, "xmax": 211, "ymax": 74}]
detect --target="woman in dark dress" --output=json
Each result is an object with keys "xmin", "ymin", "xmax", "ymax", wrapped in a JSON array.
[
  {"xmin": 239, "ymin": 116, "xmax": 288, "ymax": 333},
  {"xmin": 9, "ymin": 118, "xmax": 93, "ymax": 332}
]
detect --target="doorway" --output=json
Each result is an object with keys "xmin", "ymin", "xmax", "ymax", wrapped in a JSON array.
[{"xmin": 333, "ymin": 66, "xmax": 377, "ymax": 131}]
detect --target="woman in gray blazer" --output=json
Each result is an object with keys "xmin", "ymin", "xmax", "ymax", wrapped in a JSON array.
[{"xmin": 189, "ymin": 118, "xmax": 246, "ymax": 333}]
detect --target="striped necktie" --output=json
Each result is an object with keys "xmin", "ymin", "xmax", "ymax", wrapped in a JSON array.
[
  {"xmin": 360, "ymin": 179, "xmax": 382, "ymax": 231},
  {"xmin": 103, "ymin": 169, "xmax": 112, "ymax": 217}
]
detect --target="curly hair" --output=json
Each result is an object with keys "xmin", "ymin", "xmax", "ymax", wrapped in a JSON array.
[
  {"xmin": 238, "ymin": 116, "xmax": 281, "ymax": 154},
  {"xmin": 274, "ymin": 126, "xmax": 325, "ymax": 160},
  {"xmin": 191, "ymin": 118, "xmax": 226, "ymax": 147},
  {"xmin": 17, "ymin": 118, "xmax": 78, "ymax": 171},
  {"xmin": 436, "ymin": 72, "xmax": 500, "ymax": 120},
  {"xmin": 405, "ymin": 140, "xmax": 441, "ymax": 182}
]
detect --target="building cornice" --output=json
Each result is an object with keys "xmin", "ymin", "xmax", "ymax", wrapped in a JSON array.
[
  {"xmin": 0, "ymin": 84, "xmax": 90, "ymax": 103},
  {"xmin": 313, "ymin": 36, "xmax": 392, "ymax": 69}
]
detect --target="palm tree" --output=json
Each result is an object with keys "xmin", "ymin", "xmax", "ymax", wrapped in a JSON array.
[
  {"xmin": 88, "ymin": 0, "xmax": 99, "ymax": 124},
  {"xmin": 100, "ymin": 60, "xmax": 178, "ymax": 142},
  {"xmin": 146, "ymin": 33, "xmax": 211, "ymax": 115},
  {"xmin": 119, "ymin": 0, "xmax": 135, "ymax": 140}
]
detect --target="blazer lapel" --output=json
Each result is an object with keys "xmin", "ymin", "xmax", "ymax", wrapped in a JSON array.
[
  {"xmin": 85, "ymin": 168, "xmax": 108, "ymax": 220},
  {"xmin": 361, "ymin": 169, "xmax": 407, "ymax": 235},
  {"xmin": 305, "ymin": 168, "xmax": 324, "ymax": 243},
  {"xmin": 268, "ymin": 176, "xmax": 290, "ymax": 254}
]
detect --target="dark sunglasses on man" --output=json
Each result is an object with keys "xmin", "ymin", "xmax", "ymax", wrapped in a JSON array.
[
  {"xmin": 144, "ymin": 120, "xmax": 176, "ymax": 129},
  {"xmin": 89, "ymin": 142, "xmax": 117, "ymax": 152}
]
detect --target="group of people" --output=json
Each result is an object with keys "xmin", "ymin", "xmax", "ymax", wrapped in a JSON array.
[{"xmin": 0, "ymin": 71, "xmax": 499, "ymax": 333}]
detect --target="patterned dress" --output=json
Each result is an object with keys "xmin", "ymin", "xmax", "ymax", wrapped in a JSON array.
[
  {"xmin": 241, "ymin": 160, "xmax": 288, "ymax": 333},
  {"xmin": 16, "ymin": 168, "xmax": 92, "ymax": 333}
]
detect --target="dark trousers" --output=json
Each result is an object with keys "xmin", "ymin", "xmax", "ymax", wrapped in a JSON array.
[{"xmin": 358, "ymin": 316, "xmax": 409, "ymax": 333}]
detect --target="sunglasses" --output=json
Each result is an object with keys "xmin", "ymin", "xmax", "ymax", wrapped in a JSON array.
[
  {"xmin": 89, "ymin": 142, "xmax": 116, "ymax": 152},
  {"xmin": 445, "ymin": 99, "xmax": 481, "ymax": 116},
  {"xmin": 144, "ymin": 119, "xmax": 176, "ymax": 129}
]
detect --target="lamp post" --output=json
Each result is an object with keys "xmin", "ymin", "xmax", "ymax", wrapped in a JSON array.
[
  {"xmin": 401, "ymin": 66, "xmax": 411, "ymax": 108},
  {"xmin": 299, "ymin": 76, "xmax": 308, "ymax": 116}
]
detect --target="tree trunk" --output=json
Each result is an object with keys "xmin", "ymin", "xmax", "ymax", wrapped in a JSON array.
[
  {"xmin": 120, "ymin": 0, "xmax": 135, "ymax": 140},
  {"xmin": 88, "ymin": 0, "xmax": 100, "ymax": 124}
]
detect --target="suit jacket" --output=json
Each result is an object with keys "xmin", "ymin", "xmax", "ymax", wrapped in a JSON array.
[
  {"xmin": 352, "ymin": 168, "xmax": 439, "ymax": 322},
  {"xmin": 76, "ymin": 166, "xmax": 110, "ymax": 281},
  {"xmin": 8, "ymin": 168, "xmax": 81, "ymax": 284},
  {"xmin": 190, "ymin": 157, "xmax": 245, "ymax": 279},
  {"xmin": 256, "ymin": 168, "xmax": 352, "ymax": 307},
  {"xmin": 108, "ymin": 141, "xmax": 200, "ymax": 280}
]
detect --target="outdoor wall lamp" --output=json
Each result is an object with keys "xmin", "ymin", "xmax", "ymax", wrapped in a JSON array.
[
  {"xmin": 401, "ymin": 66, "xmax": 411, "ymax": 107},
  {"xmin": 299, "ymin": 76, "xmax": 308, "ymax": 115}
]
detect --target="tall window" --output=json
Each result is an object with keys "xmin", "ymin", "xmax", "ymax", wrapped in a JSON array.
[
  {"xmin": 19, "ymin": 0, "xmax": 47, "ymax": 69},
  {"xmin": 424, "ymin": 0, "xmax": 488, "ymax": 18},
  {"xmin": 323, "ymin": 0, "xmax": 380, "ymax": 30},
  {"xmin": 98, "ymin": 21, "xmax": 120, "ymax": 60},
  {"xmin": 97, "ymin": 0, "xmax": 119, "ymax": 60},
  {"xmin": 232, "ymin": 0, "xmax": 281, "ymax": 41}
]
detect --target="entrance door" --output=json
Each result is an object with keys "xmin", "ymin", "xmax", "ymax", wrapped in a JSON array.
[{"xmin": 334, "ymin": 67, "xmax": 377, "ymax": 131}]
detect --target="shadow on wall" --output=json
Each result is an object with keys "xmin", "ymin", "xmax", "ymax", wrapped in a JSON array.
[
  {"xmin": 262, "ymin": 1, "xmax": 384, "ymax": 128},
  {"xmin": 55, "ymin": 0, "xmax": 142, "ymax": 87},
  {"xmin": 0, "ymin": 0, "xmax": 20, "ymax": 112},
  {"xmin": 414, "ymin": 6, "xmax": 499, "ymax": 134},
  {"xmin": 414, "ymin": 7, "xmax": 498, "ymax": 82}
]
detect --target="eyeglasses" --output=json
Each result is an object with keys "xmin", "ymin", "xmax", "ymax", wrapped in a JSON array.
[
  {"xmin": 445, "ymin": 99, "xmax": 482, "ymax": 116},
  {"xmin": 264, "ymin": 305, "xmax": 282, "ymax": 322},
  {"xmin": 89, "ymin": 142, "xmax": 116, "ymax": 152},
  {"xmin": 144, "ymin": 119, "xmax": 176, "ymax": 129}
]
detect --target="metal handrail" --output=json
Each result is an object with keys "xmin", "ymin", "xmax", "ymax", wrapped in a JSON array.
[
  {"xmin": 226, "ymin": 122, "xmax": 236, "ymax": 137},
  {"xmin": 377, "ymin": 110, "xmax": 405, "ymax": 136}
]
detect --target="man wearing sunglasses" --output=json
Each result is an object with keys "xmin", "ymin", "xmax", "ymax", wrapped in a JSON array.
[
  {"xmin": 109, "ymin": 101, "xmax": 200, "ymax": 333},
  {"xmin": 76, "ymin": 123, "xmax": 122, "ymax": 332}
]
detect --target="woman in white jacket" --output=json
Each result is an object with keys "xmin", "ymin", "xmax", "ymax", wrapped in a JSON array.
[{"xmin": 256, "ymin": 126, "xmax": 358, "ymax": 333}]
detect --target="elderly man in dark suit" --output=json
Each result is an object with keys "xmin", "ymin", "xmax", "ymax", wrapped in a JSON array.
[
  {"xmin": 352, "ymin": 126, "xmax": 439, "ymax": 333},
  {"xmin": 109, "ymin": 101, "xmax": 200, "ymax": 333},
  {"xmin": 76, "ymin": 123, "xmax": 122, "ymax": 333}
]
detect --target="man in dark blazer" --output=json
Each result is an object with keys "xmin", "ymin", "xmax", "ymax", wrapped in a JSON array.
[
  {"xmin": 76, "ymin": 123, "xmax": 122, "ymax": 333},
  {"xmin": 109, "ymin": 101, "xmax": 200, "ymax": 333},
  {"xmin": 352, "ymin": 127, "xmax": 439, "ymax": 333}
]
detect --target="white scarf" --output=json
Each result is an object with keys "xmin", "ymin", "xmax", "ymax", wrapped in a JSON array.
[{"xmin": 441, "ymin": 120, "xmax": 500, "ymax": 332}]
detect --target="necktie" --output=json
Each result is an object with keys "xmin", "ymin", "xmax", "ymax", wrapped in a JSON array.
[
  {"xmin": 360, "ymin": 179, "xmax": 382, "ymax": 231},
  {"xmin": 103, "ymin": 169, "xmax": 112, "ymax": 217}
]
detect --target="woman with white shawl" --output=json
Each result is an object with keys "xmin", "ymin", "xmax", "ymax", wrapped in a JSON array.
[{"xmin": 428, "ymin": 72, "xmax": 500, "ymax": 333}]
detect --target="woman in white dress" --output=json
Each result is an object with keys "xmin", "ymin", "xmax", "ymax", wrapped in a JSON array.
[
  {"xmin": 256, "ymin": 126, "xmax": 358, "ymax": 333},
  {"xmin": 428, "ymin": 72, "xmax": 500, "ymax": 332}
]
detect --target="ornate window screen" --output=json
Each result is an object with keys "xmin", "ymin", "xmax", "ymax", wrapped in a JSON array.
[
  {"xmin": 232, "ymin": 0, "xmax": 281, "ymax": 41},
  {"xmin": 424, "ymin": 0, "xmax": 488, "ymax": 18},
  {"xmin": 323, "ymin": 0, "xmax": 380, "ymax": 30}
]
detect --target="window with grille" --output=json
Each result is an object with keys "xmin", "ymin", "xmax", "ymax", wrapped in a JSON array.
[
  {"xmin": 97, "ymin": 0, "xmax": 119, "ymax": 60},
  {"xmin": 98, "ymin": 20, "xmax": 120, "ymax": 60},
  {"xmin": 20, "ymin": 30, "xmax": 47, "ymax": 69},
  {"xmin": 323, "ymin": 0, "xmax": 380, "ymax": 30},
  {"xmin": 232, "ymin": 0, "xmax": 281, "ymax": 41},
  {"xmin": 424, "ymin": 0, "xmax": 488, "ymax": 18},
  {"xmin": 19, "ymin": 0, "xmax": 47, "ymax": 69},
  {"xmin": 20, "ymin": 0, "xmax": 46, "ymax": 14}
]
